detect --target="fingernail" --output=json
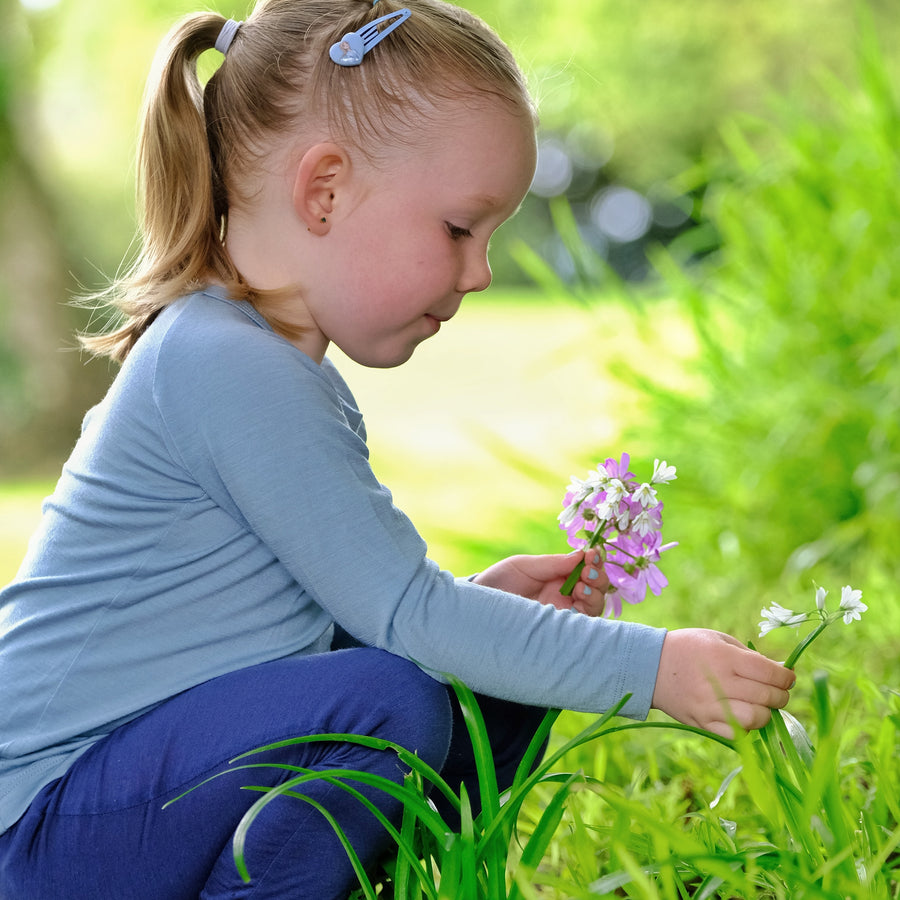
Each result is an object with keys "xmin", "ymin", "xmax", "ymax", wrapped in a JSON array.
[
  {"xmin": 593, "ymin": 553, "xmax": 601, "ymax": 565},
  {"xmin": 583, "ymin": 585, "xmax": 592, "ymax": 596},
  {"xmin": 588, "ymin": 568, "xmax": 598, "ymax": 580}
]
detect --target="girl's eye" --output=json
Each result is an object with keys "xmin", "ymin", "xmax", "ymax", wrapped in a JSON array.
[{"xmin": 445, "ymin": 222, "xmax": 472, "ymax": 240}]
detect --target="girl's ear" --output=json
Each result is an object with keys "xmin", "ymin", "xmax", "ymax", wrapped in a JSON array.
[{"xmin": 292, "ymin": 142, "xmax": 349, "ymax": 234}]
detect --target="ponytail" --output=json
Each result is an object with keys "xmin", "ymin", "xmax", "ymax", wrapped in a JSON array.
[{"xmin": 79, "ymin": 13, "xmax": 246, "ymax": 363}]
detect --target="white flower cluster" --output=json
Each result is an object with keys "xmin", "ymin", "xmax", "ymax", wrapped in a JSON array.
[
  {"xmin": 758, "ymin": 585, "xmax": 866, "ymax": 638},
  {"xmin": 558, "ymin": 456, "xmax": 676, "ymax": 539}
]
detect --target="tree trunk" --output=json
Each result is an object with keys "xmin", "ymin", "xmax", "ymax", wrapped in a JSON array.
[{"xmin": 0, "ymin": 1, "xmax": 112, "ymax": 477}]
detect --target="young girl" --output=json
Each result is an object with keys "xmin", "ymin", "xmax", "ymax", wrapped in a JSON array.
[{"xmin": 0, "ymin": 0, "xmax": 794, "ymax": 897}]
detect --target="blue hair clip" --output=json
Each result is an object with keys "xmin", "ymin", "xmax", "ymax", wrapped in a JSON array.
[{"xmin": 329, "ymin": 8, "xmax": 412, "ymax": 67}]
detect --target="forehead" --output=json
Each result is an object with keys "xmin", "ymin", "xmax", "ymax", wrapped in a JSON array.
[{"xmin": 384, "ymin": 98, "xmax": 537, "ymax": 198}]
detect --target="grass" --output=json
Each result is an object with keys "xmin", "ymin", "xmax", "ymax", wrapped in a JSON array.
[{"xmin": 0, "ymin": 479, "xmax": 50, "ymax": 583}]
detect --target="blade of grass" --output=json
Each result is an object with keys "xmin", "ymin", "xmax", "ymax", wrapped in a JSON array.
[
  {"xmin": 393, "ymin": 770, "xmax": 427, "ymax": 900},
  {"xmin": 610, "ymin": 842, "xmax": 661, "ymax": 900},
  {"xmin": 508, "ymin": 771, "xmax": 580, "ymax": 900},
  {"xmin": 863, "ymin": 822, "xmax": 900, "ymax": 891},
  {"xmin": 755, "ymin": 719, "xmax": 824, "ymax": 865},
  {"xmin": 437, "ymin": 834, "xmax": 462, "ymax": 900},
  {"xmin": 511, "ymin": 707, "xmax": 562, "ymax": 793},
  {"xmin": 477, "ymin": 697, "xmax": 630, "ymax": 854},
  {"xmin": 769, "ymin": 708, "xmax": 810, "ymax": 790},
  {"xmin": 236, "ymin": 786, "xmax": 377, "ymax": 894},
  {"xmin": 445, "ymin": 675, "xmax": 500, "ymax": 825},
  {"xmin": 230, "ymin": 767, "xmax": 445, "ymax": 891},
  {"xmin": 457, "ymin": 783, "xmax": 480, "ymax": 900},
  {"xmin": 229, "ymin": 729, "xmax": 462, "ymax": 815},
  {"xmin": 445, "ymin": 675, "xmax": 508, "ymax": 898}
]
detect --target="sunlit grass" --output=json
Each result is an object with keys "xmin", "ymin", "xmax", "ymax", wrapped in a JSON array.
[{"xmin": 0, "ymin": 480, "xmax": 49, "ymax": 584}]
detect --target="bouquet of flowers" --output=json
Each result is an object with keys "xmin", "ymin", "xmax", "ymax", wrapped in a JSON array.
[{"xmin": 558, "ymin": 453, "xmax": 677, "ymax": 618}]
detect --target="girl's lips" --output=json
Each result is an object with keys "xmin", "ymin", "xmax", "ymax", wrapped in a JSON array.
[{"xmin": 424, "ymin": 314, "xmax": 446, "ymax": 332}]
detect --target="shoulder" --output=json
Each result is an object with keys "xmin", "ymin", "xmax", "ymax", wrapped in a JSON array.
[
  {"xmin": 153, "ymin": 290, "xmax": 298, "ymax": 361},
  {"xmin": 141, "ymin": 289, "xmax": 332, "ymax": 396},
  {"xmin": 131, "ymin": 290, "xmax": 363, "ymax": 442}
]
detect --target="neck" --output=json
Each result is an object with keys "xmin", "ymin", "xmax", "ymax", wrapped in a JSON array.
[{"xmin": 225, "ymin": 212, "xmax": 329, "ymax": 365}]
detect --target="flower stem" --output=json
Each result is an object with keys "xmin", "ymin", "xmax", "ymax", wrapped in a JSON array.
[
  {"xmin": 783, "ymin": 620, "xmax": 830, "ymax": 670},
  {"xmin": 560, "ymin": 528, "xmax": 607, "ymax": 596},
  {"xmin": 559, "ymin": 561, "xmax": 584, "ymax": 597}
]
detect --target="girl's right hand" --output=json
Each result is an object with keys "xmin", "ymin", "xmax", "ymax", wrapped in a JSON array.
[{"xmin": 651, "ymin": 628, "xmax": 795, "ymax": 739}]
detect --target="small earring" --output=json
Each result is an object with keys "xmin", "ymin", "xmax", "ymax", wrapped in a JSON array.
[{"xmin": 321, "ymin": 217, "xmax": 327, "ymax": 223}]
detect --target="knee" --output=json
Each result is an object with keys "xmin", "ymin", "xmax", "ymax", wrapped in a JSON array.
[{"xmin": 352, "ymin": 650, "xmax": 452, "ymax": 772}]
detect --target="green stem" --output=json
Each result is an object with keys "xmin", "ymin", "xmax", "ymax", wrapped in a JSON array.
[
  {"xmin": 559, "ymin": 526, "xmax": 625, "ymax": 597},
  {"xmin": 559, "ymin": 561, "xmax": 584, "ymax": 596},
  {"xmin": 784, "ymin": 620, "xmax": 830, "ymax": 669}
]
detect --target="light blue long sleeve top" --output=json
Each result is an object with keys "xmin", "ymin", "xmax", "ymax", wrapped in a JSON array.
[{"xmin": 0, "ymin": 288, "xmax": 666, "ymax": 835}]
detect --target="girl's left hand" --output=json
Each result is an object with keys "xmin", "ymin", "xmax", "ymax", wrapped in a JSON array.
[{"xmin": 472, "ymin": 551, "xmax": 609, "ymax": 616}]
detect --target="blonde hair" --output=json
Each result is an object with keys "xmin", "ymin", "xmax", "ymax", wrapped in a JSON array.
[{"xmin": 80, "ymin": 0, "xmax": 534, "ymax": 363}]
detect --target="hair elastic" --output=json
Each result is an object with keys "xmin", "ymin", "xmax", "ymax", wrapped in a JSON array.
[
  {"xmin": 215, "ymin": 18, "xmax": 243, "ymax": 55},
  {"xmin": 329, "ymin": 8, "xmax": 411, "ymax": 67}
]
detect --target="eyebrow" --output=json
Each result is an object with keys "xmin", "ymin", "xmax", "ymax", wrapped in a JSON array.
[
  {"xmin": 464, "ymin": 194, "xmax": 527, "ymax": 220},
  {"xmin": 464, "ymin": 193, "xmax": 503, "ymax": 209}
]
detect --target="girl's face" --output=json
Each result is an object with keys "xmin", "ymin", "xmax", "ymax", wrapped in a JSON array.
[{"xmin": 296, "ymin": 99, "xmax": 537, "ymax": 368}]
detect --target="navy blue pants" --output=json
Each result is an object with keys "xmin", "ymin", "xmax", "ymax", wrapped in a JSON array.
[{"xmin": 0, "ymin": 647, "xmax": 546, "ymax": 899}]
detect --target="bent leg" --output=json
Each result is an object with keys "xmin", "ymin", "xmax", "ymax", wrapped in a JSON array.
[
  {"xmin": 436, "ymin": 690, "xmax": 549, "ymax": 826},
  {"xmin": 0, "ymin": 649, "xmax": 451, "ymax": 900}
]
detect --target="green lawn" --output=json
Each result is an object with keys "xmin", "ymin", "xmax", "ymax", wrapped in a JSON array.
[{"xmin": 0, "ymin": 480, "xmax": 50, "ymax": 584}]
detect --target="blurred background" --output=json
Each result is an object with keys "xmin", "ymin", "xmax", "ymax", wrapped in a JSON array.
[{"xmin": 1, "ymin": 0, "xmax": 898, "ymax": 663}]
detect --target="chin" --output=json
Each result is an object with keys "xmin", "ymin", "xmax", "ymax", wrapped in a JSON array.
[{"xmin": 350, "ymin": 346, "xmax": 418, "ymax": 370}]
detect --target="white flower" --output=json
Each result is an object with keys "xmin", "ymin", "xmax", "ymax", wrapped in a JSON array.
[
  {"xmin": 569, "ymin": 475, "xmax": 595, "ymax": 502},
  {"xmin": 758, "ymin": 602, "xmax": 808, "ymax": 637},
  {"xmin": 632, "ymin": 509, "xmax": 659, "ymax": 537},
  {"xmin": 631, "ymin": 482, "xmax": 659, "ymax": 509},
  {"xmin": 557, "ymin": 502, "xmax": 579, "ymax": 527},
  {"xmin": 838, "ymin": 585, "xmax": 866, "ymax": 624},
  {"xmin": 604, "ymin": 478, "xmax": 627, "ymax": 506},
  {"xmin": 558, "ymin": 477, "xmax": 595, "ymax": 525},
  {"xmin": 651, "ymin": 459, "xmax": 677, "ymax": 484},
  {"xmin": 815, "ymin": 586, "xmax": 827, "ymax": 611}
]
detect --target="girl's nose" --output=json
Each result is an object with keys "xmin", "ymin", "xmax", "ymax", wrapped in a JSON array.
[{"xmin": 457, "ymin": 248, "xmax": 492, "ymax": 295}]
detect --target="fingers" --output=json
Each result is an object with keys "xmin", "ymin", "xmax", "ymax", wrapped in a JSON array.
[
  {"xmin": 708, "ymin": 698, "xmax": 777, "ymax": 739},
  {"xmin": 573, "ymin": 551, "xmax": 610, "ymax": 616},
  {"xmin": 734, "ymin": 648, "xmax": 797, "ymax": 690},
  {"xmin": 701, "ymin": 668, "xmax": 792, "ymax": 736}
]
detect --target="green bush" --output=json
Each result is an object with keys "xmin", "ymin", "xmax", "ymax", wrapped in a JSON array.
[{"xmin": 621, "ymin": 11, "xmax": 900, "ymax": 602}]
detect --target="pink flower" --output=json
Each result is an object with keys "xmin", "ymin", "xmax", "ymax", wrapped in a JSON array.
[
  {"xmin": 601, "ymin": 453, "xmax": 634, "ymax": 482},
  {"xmin": 558, "ymin": 452, "xmax": 676, "ymax": 617}
]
